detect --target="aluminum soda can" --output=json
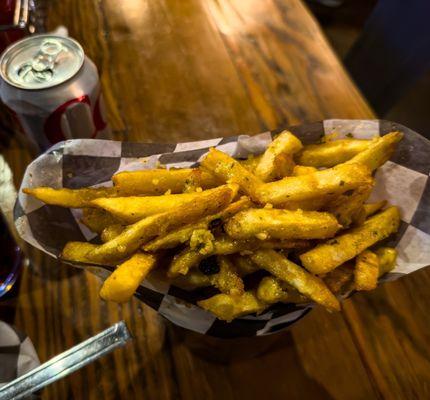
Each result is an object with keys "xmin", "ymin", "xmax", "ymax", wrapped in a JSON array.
[{"xmin": 0, "ymin": 34, "xmax": 111, "ymax": 153}]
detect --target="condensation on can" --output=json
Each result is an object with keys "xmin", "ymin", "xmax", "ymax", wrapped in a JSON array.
[{"xmin": 0, "ymin": 34, "xmax": 111, "ymax": 153}]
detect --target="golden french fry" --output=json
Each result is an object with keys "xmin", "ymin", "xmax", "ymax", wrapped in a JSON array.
[
  {"xmin": 200, "ymin": 148, "xmax": 263, "ymax": 200},
  {"xmin": 143, "ymin": 197, "xmax": 251, "ymax": 252},
  {"xmin": 189, "ymin": 229, "xmax": 215, "ymax": 254},
  {"xmin": 257, "ymin": 163, "xmax": 373, "ymax": 205},
  {"xmin": 364, "ymin": 200, "xmax": 387, "ymax": 218},
  {"xmin": 79, "ymin": 185, "xmax": 234, "ymax": 264},
  {"xmin": 100, "ymin": 253, "xmax": 156, "ymax": 303},
  {"xmin": 376, "ymin": 247, "xmax": 397, "ymax": 276},
  {"xmin": 250, "ymin": 249, "xmax": 340, "ymax": 311},
  {"xmin": 91, "ymin": 185, "xmax": 238, "ymax": 223},
  {"xmin": 257, "ymin": 276, "xmax": 289, "ymax": 304},
  {"xmin": 233, "ymin": 255, "xmax": 260, "ymax": 276},
  {"xmin": 345, "ymin": 131, "xmax": 403, "ymax": 171},
  {"xmin": 167, "ymin": 235, "xmax": 310, "ymax": 277},
  {"xmin": 323, "ymin": 263, "xmax": 354, "ymax": 294},
  {"xmin": 112, "ymin": 168, "xmax": 218, "ymax": 195},
  {"xmin": 171, "ymin": 270, "xmax": 211, "ymax": 290},
  {"xmin": 225, "ymin": 208, "xmax": 340, "ymax": 240},
  {"xmin": 61, "ymin": 242, "xmax": 111, "ymax": 265},
  {"xmin": 211, "ymin": 256, "xmax": 244, "ymax": 295},
  {"xmin": 354, "ymin": 250, "xmax": 379, "ymax": 291},
  {"xmin": 254, "ymin": 131, "xmax": 303, "ymax": 182},
  {"xmin": 101, "ymin": 224, "xmax": 126, "ymax": 242},
  {"xmin": 239, "ymin": 154, "xmax": 261, "ymax": 173},
  {"xmin": 325, "ymin": 185, "xmax": 372, "ymax": 228},
  {"xmin": 296, "ymin": 139, "xmax": 372, "ymax": 167},
  {"xmin": 23, "ymin": 186, "xmax": 118, "ymax": 208},
  {"xmin": 81, "ymin": 208, "xmax": 122, "ymax": 234},
  {"xmin": 292, "ymin": 165, "xmax": 318, "ymax": 176},
  {"xmin": 198, "ymin": 291, "xmax": 267, "ymax": 322},
  {"xmin": 300, "ymin": 206, "xmax": 400, "ymax": 274}
]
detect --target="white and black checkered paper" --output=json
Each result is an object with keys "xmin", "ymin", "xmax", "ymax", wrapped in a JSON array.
[
  {"xmin": 14, "ymin": 120, "xmax": 430, "ymax": 338},
  {"xmin": 0, "ymin": 321, "xmax": 40, "ymax": 389}
]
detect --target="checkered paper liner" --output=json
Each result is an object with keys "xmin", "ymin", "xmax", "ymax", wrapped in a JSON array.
[
  {"xmin": 0, "ymin": 321, "xmax": 40, "ymax": 390},
  {"xmin": 14, "ymin": 119, "xmax": 430, "ymax": 338}
]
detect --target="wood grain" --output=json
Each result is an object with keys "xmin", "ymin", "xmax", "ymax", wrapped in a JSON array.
[{"xmin": 1, "ymin": 0, "xmax": 428, "ymax": 399}]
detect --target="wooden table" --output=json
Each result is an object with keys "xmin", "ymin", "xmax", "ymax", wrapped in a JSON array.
[{"xmin": 3, "ymin": 0, "xmax": 430, "ymax": 398}]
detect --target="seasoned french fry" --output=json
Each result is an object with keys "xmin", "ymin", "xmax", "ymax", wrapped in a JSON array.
[
  {"xmin": 257, "ymin": 163, "xmax": 373, "ymax": 205},
  {"xmin": 112, "ymin": 168, "xmax": 218, "ymax": 195},
  {"xmin": 325, "ymin": 185, "xmax": 372, "ymax": 228},
  {"xmin": 354, "ymin": 250, "xmax": 379, "ymax": 291},
  {"xmin": 171, "ymin": 270, "xmax": 211, "ymax": 290},
  {"xmin": 200, "ymin": 148, "xmax": 263, "ymax": 200},
  {"xmin": 198, "ymin": 291, "xmax": 267, "ymax": 322},
  {"xmin": 239, "ymin": 154, "xmax": 261, "ymax": 173},
  {"xmin": 100, "ymin": 253, "xmax": 156, "ymax": 303},
  {"xmin": 143, "ymin": 197, "xmax": 251, "ymax": 252},
  {"xmin": 292, "ymin": 165, "xmax": 318, "ymax": 176},
  {"xmin": 233, "ymin": 255, "xmax": 260, "ymax": 276},
  {"xmin": 167, "ymin": 235, "xmax": 310, "ymax": 277},
  {"xmin": 300, "ymin": 206, "xmax": 400, "ymax": 274},
  {"xmin": 323, "ymin": 263, "xmax": 354, "ymax": 294},
  {"xmin": 345, "ymin": 131, "xmax": 403, "ymax": 171},
  {"xmin": 254, "ymin": 131, "xmax": 303, "ymax": 182},
  {"xmin": 23, "ymin": 186, "xmax": 118, "ymax": 208},
  {"xmin": 250, "ymin": 249, "xmax": 340, "ymax": 311},
  {"xmin": 225, "ymin": 208, "xmax": 340, "ymax": 240},
  {"xmin": 91, "ymin": 185, "xmax": 238, "ymax": 223},
  {"xmin": 364, "ymin": 200, "xmax": 387, "ymax": 218},
  {"xmin": 76, "ymin": 185, "xmax": 234, "ymax": 264},
  {"xmin": 376, "ymin": 247, "xmax": 397, "ymax": 276},
  {"xmin": 211, "ymin": 256, "xmax": 244, "ymax": 295},
  {"xmin": 61, "ymin": 242, "xmax": 111, "ymax": 265},
  {"xmin": 81, "ymin": 208, "xmax": 122, "ymax": 234},
  {"xmin": 101, "ymin": 224, "xmax": 126, "ymax": 242},
  {"xmin": 257, "ymin": 276, "xmax": 289, "ymax": 304},
  {"xmin": 296, "ymin": 139, "xmax": 372, "ymax": 168}
]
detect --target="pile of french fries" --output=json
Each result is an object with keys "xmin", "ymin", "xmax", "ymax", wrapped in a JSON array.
[{"xmin": 24, "ymin": 130, "xmax": 403, "ymax": 321}]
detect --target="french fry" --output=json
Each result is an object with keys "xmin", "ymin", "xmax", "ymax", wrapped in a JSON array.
[
  {"xmin": 376, "ymin": 247, "xmax": 397, "ymax": 276},
  {"xmin": 100, "ymin": 253, "xmax": 156, "ymax": 303},
  {"xmin": 239, "ymin": 155, "xmax": 261, "ymax": 173},
  {"xmin": 211, "ymin": 256, "xmax": 244, "ymax": 295},
  {"xmin": 143, "ymin": 197, "xmax": 251, "ymax": 252},
  {"xmin": 292, "ymin": 165, "xmax": 318, "ymax": 176},
  {"xmin": 171, "ymin": 270, "xmax": 211, "ymax": 290},
  {"xmin": 257, "ymin": 163, "xmax": 373, "ymax": 205},
  {"xmin": 345, "ymin": 131, "xmax": 403, "ymax": 171},
  {"xmin": 112, "ymin": 168, "xmax": 218, "ymax": 195},
  {"xmin": 250, "ymin": 249, "xmax": 340, "ymax": 311},
  {"xmin": 23, "ymin": 186, "xmax": 118, "ymax": 208},
  {"xmin": 254, "ymin": 131, "xmax": 303, "ymax": 182},
  {"xmin": 101, "ymin": 224, "xmax": 126, "ymax": 242},
  {"xmin": 257, "ymin": 276, "xmax": 289, "ymax": 304},
  {"xmin": 198, "ymin": 291, "xmax": 267, "ymax": 322},
  {"xmin": 91, "ymin": 185, "xmax": 238, "ymax": 223},
  {"xmin": 61, "ymin": 242, "xmax": 111, "ymax": 265},
  {"xmin": 300, "ymin": 206, "xmax": 400, "ymax": 274},
  {"xmin": 225, "ymin": 208, "xmax": 340, "ymax": 240},
  {"xmin": 296, "ymin": 139, "xmax": 372, "ymax": 168},
  {"xmin": 233, "ymin": 255, "xmax": 260, "ymax": 276},
  {"xmin": 324, "ymin": 185, "xmax": 372, "ymax": 228},
  {"xmin": 279, "ymin": 197, "xmax": 328, "ymax": 211},
  {"xmin": 200, "ymin": 148, "xmax": 263, "ymax": 200},
  {"xmin": 74, "ymin": 185, "xmax": 234, "ymax": 264},
  {"xmin": 354, "ymin": 250, "xmax": 379, "ymax": 291},
  {"xmin": 364, "ymin": 200, "xmax": 387, "ymax": 218},
  {"xmin": 81, "ymin": 208, "xmax": 122, "ymax": 234},
  {"xmin": 167, "ymin": 235, "xmax": 310, "ymax": 277},
  {"xmin": 323, "ymin": 263, "xmax": 354, "ymax": 294}
]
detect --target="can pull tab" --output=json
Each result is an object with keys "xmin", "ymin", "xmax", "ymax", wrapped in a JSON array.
[{"xmin": 18, "ymin": 39, "xmax": 63, "ymax": 83}]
